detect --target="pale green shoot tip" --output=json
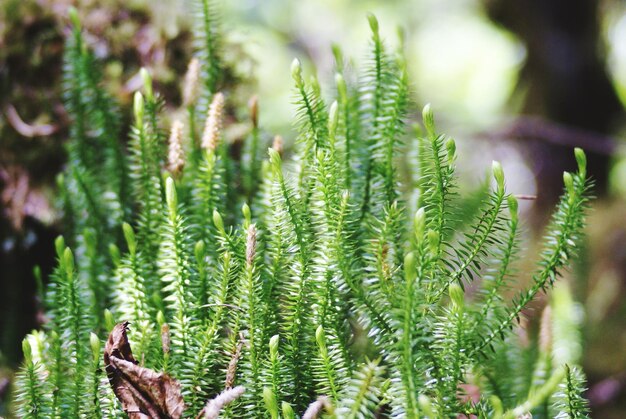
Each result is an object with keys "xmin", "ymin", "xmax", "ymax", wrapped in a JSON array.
[
  {"xmin": 133, "ymin": 91, "xmax": 144, "ymax": 125},
  {"xmin": 492, "ymin": 161, "xmax": 505, "ymax": 191}
]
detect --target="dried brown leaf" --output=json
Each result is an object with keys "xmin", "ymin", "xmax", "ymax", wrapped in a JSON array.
[{"xmin": 104, "ymin": 322, "xmax": 185, "ymax": 419}]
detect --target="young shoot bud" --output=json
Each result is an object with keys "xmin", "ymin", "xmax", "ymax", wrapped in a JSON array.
[
  {"xmin": 248, "ymin": 95, "xmax": 259, "ymax": 128},
  {"xmin": 133, "ymin": 91, "xmax": 144, "ymax": 125},
  {"xmin": 182, "ymin": 58, "xmax": 201, "ymax": 107},
  {"xmin": 139, "ymin": 68, "xmax": 153, "ymax": 101},
  {"xmin": 68, "ymin": 7, "xmax": 81, "ymax": 30},
  {"xmin": 167, "ymin": 119, "xmax": 185, "ymax": 176},
  {"xmin": 63, "ymin": 247, "xmax": 74, "ymax": 274},
  {"xmin": 242, "ymin": 203, "xmax": 252, "ymax": 226},
  {"xmin": 54, "ymin": 236, "xmax": 65, "ymax": 259},
  {"xmin": 449, "ymin": 283, "xmax": 465, "ymax": 311},
  {"xmin": 194, "ymin": 240, "xmax": 206, "ymax": 264},
  {"xmin": 335, "ymin": 73, "xmax": 347, "ymax": 102},
  {"xmin": 315, "ymin": 326, "xmax": 327, "ymax": 354},
  {"xmin": 492, "ymin": 160, "xmax": 505, "ymax": 192},
  {"xmin": 328, "ymin": 101, "xmax": 339, "ymax": 135},
  {"xmin": 446, "ymin": 138, "xmax": 457, "ymax": 162},
  {"xmin": 213, "ymin": 209, "xmax": 225, "ymax": 235},
  {"xmin": 574, "ymin": 147, "xmax": 586, "ymax": 177},
  {"xmin": 165, "ymin": 177, "xmax": 178, "ymax": 216},
  {"xmin": 404, "ymin": 252, "xmax": 416, "ymax": 283},
  {"xmin": 263, "ymin": 387, "xmax": 279, "ymax": 419},
  {"xmin": 282, "ymin": 402, "xmax": 295, "ymax": 419},
  {"xmin": 414, "ymin": 207, "xmax": 426, "ymax": 240},
  {"xmin": 422, "ymin": 104, "xmax": 435, "ymax": 139},
  {"xmin": 367, "ymin": 13, "xmax": 379, "ymax": 37},
  {"xmin": 90, "ymin": 332, "xmax": 101, "ymax": 363},
  {"xmin": 269, "ymin": 335, "xmax": 279, "ymax": 358},
  {"xmin": 22, "ymin": 338, "xmax": 32, "ymax": 364},
  {"xmin": 507, "ymin": 195, "xmax": 519, "ymax": 223},
  {"xmin": 201, "ymin": 92, "xmax": 225, "ymax": 151},
  {"xmin": 104, "ymin": 309, "xmax": 115, "ymax": 332},
  {"xmin": 563, "ymin": 171, "xmax": 575, "ymax": 202},
  {"xmin": 291, "ymin": 58, "xmax": 304, "ymax": 88},
  {"xmin": 122, "ymin": 222, "xmax": 136, "ymax": 255}
]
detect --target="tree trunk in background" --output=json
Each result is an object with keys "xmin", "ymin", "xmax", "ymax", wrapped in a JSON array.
[{"xmin": 485, "ymin": 0, "xmax": 623, "ymax": 211}]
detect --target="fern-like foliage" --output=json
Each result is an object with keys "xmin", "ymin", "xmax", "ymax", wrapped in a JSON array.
[
  {"xmin": 554, "ymin": 365, "xmax": 590, "ymax": 418},
  {"xmin": 13, "ymin": 6, "xmax": 593, "ymax": 419}
]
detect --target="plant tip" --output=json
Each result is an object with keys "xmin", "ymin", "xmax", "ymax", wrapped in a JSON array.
[
  {"xmin": 329, "ymin": 101, "xmax": 339, "ymax": 132},
  {"xmin": 563, "ymin": 171, "xmax": 574, "ymax": 199},
  {"xmin": 213, "ymin": 209, "xmax": 225, "ymax": 233},
  {"xmin": 122, "ymin": 222, "xmax": 136, "ymax": 254},
  {"xmin": 449, "ymin": 283, "xmax": 465, "ymax": 310},
  {"xmin": 194, "ymin": 240, "xmax": 205, "ymax": 261},
  {"xmin": 404, "ymin": 252, "xmax": 416, "ymax": 280},
  {"xmin": 574, "ymin": 148, "xmax": 586, "ymax": 174},
  {"xmin": 90, "ymin": 332, "xmax": 100, "ymax": 358},
  {"xmin": 269, "ymin": 335, "xmax": 279, "ymax": 352},
  {"xmin": 492, "ymin": 161, "xmax": 505, "ymax": 190},
  {"xmin": 133, "ymin": 91, "xmax": 144, "ymax": 124},
  {"xmin": 367, "ymin": 13, "xmax": 379, "ymax": 34},
  {"xmin": 242, "ymin": 203, "xmax": 251, "ymax": 223},
  {"xmin": 414, "ymin": 207, "xmax": 426, "ymax": 238},
  {"xmin": 68, "ymin": 7, "xmax": 81, "ymax": 29},
  {"xmin": 422, "ymin": 104, "xmax": 435, "ymax": 136},
  {"xmin": 22, "ymin": 338, "xmax": 32, "ymax": 363},
  {"xmin": 291, "ymin": 58, "xmax": 303, "ymax": 84},
  {"xmin": 140, "ymin": 68, "xmax": 153, "ymax": 100}
]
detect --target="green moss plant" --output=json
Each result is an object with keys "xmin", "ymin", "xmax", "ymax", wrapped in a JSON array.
[{"xmin": 14, "ymin": 3, "xmax": 591, "ymax": 418}]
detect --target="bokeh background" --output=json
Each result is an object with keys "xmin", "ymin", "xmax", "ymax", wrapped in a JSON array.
[{"xmin": 2, "ymin": 0, "xmax": 626, "ymax": 416}]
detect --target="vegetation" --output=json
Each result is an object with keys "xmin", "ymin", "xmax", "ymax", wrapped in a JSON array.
[{"xmin": 14, "ymin": 2, "xmax": 591, "ymax": 417}]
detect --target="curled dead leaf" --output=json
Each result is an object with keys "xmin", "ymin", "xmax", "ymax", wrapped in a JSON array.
[{"xmin": 104, "ymin": 322, "xmax": 185, "ymax": 419}]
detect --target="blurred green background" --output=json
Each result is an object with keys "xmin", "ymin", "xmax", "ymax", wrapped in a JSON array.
[{"xmin": 1, "ymin": 0, "xmax": 626, "ymax": 416}]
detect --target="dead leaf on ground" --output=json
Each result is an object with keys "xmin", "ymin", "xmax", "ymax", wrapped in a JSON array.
[{"xmin": 104, "ymin": 322, "xmax": 185, "ymax": 419}]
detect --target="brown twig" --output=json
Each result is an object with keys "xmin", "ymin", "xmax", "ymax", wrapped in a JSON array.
[
  {"xmin": 514, "ymin": 194, "xmax": 537, "ymax": 200},
  {"xmin": 4, "ymin": 104, "xmax": 58, "ymax": 137},
  {"xmin": 478, "ymin": 116, "xmax": 618, "ymax": 155},
  {"xmin": 224, "ymin": 333, "xmax": 244, "ymax": 389}
]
